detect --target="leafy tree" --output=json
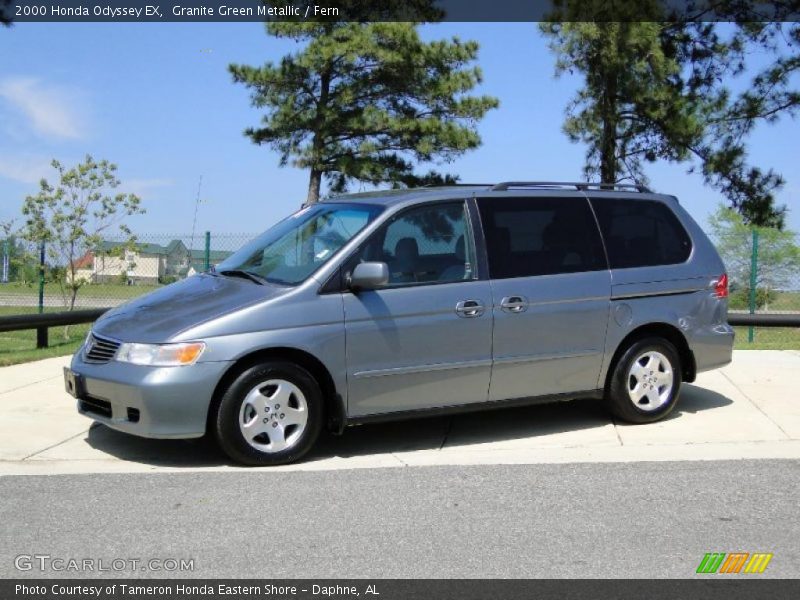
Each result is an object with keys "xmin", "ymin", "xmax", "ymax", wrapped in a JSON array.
[
  {"xmin": 230, "ymin": 15, "xmax": 498, "ymax": 204},
  {"xmin": 540, "ymin": 1, "xmax": 800, "ymax": 227},
  {"xmin": 20, "ymin": 156, "xmax": 145, "ymax": 314},
  {"xmin": 708, "ymin": 205, "xmax": 800, "ymax": 309}
]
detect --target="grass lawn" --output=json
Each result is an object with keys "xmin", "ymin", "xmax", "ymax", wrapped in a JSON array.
[
  {"xmin": 733, "ymin": 326, "xmax": 800, "ymax": 350},
  {"xmin": 0, "ymin": 282, "xmax": 161, "ymax": 300},
  {"xmin": 0, "ymin": 307, "xmax": 90, "ymax": 367},
  {"xmin": 730, "ymin": 290, "xmax": 800, "ymax": 312},
  {"xmin": 767, "ymin": 291, "xmax": 800, "ymax": 311},
  {"xmin": 730, "ymin": 291, "xmax": 800, "ymax": 349}
]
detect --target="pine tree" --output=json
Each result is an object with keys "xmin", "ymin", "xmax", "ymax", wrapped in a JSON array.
[
  {"xmin": 1, "ymin": 0, "xmax": 13, "ymax": 25},
  {"xmin": 540, "ymin": 1, "xmax": 800, "ymax": 227},
  {"xmin": 230, "ymin": 19, "xmax": 498, "ymax": 204},
  {"xmin": 540, "ymin": 20, "xmax": 700, "ymax": 185}
]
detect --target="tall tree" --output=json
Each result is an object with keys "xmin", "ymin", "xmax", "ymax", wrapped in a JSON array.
[
  {"xmin": 20, "ymin": 156, "xmax": 144, "ymax": 314},
  {"xmin": 230, "ymin": 19, "xmax": 498, "ymax": 204},
  {"xmin": 540, "ymin": 19, "xmax": 699, "ymax": 184},
  {"xmin": 540, "ymin": 1, "xmax": 800, "ymax": 227}
]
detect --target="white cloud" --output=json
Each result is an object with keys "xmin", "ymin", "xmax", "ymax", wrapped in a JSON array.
[
  {"xmin": 123, "ymin": 178, "xmax": 174, "ymax": 198},
  {"xmin": 0, "ymin": 77, "xmax": 87, "ymax": 140},
  {"xmin": 0, "ymin": 154, "xmax": 53, "ymax": 184}
]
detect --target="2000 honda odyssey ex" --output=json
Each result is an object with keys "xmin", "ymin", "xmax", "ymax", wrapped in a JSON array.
[{"xmin": 65, "ymin": 182, "xmax": 734, "ymax": 465}]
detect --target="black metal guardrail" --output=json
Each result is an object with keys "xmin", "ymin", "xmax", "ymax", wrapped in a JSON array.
[
  {"xmin": 0, "ymin": 309, "xmax": 107, "ymax": 348},
  {"xmin": 727, "ymin": 313, "xmax": 800, "ymax": 327},
  {"xmin": 0, "ymin": 309, "xmax": 797, "ymax": 350}
]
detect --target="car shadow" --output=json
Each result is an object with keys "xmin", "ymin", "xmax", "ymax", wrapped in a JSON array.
[{"xmin": 84, "ymin": 382, "xmax": 734, "ymax": 468}]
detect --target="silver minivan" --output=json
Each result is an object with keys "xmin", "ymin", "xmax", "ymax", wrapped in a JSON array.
[{"xmin": 65, "ymin": 182, "xmax": 734, "ymax": 465}]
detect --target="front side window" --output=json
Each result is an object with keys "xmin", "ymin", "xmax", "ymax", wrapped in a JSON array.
[
  {"xmin": 478, "ymin": 197, "xmax": 606, "ymax": 279},
  {"xmin": 590, "ymin": 198, "xmax": 692, "ymax": 268},
  {"xmin": 350, "ymin": 202, "xmax": 476, "ymax": 286},
  {"xmin": 217, "ymin": 202, "xmax": 383, "ymax": 285}
]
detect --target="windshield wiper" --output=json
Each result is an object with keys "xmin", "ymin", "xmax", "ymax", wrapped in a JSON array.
[{"xmin": 218, "ymin": 269, "xmax": 267, "ymax": 285}]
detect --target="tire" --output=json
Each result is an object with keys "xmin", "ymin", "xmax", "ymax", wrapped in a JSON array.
[
  {"xmin": 606, "ymin": 337, "xmax": 682, "ymax": 424},
  {"xmin": 214, "ymin": 361, "xmax": 323, "ymax": 466}
]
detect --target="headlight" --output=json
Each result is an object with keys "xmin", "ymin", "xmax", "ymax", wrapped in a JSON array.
[{"xmin": 115, "ymin": 342, "xmax": 206, "ymax": 366}]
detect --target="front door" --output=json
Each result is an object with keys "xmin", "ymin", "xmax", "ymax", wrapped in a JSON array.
[
  {"xmin": 343, "ymin": 201, "xmax": 493, "ymax": 417},
  {"xmin": 477, "ymin": 195, "xmax": 612, "ymax": 400}
]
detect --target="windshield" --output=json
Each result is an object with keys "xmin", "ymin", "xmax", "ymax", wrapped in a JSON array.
[{"xmin": 216, "ymin": 202, "xmax": 384, "ymax": 285}]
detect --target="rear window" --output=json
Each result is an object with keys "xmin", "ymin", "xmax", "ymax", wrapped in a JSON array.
[{"xmin": 590, "ymin": 198, "xmax": 692, "ymax": 269}]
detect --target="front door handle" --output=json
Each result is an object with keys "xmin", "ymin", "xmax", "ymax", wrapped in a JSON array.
[
  {"xmin": 455, "ymin": 300, "xmax": 485, "ymax": 318},
  {"xmin": 500, "ymin": 295, "xmax": 528, "ymax": 313}
]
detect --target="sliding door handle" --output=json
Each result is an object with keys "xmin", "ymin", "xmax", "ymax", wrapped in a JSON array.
[{"xmin": 500, "ymin": 296, "xmax": 528, "ymax": 313}]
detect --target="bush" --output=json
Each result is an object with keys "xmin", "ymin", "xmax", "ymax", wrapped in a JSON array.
[{"xmin": 729, "ymin": 287, "xmax": 776, "ymax": 310}]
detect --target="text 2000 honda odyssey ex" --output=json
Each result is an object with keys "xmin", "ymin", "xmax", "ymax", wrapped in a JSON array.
[{"xmin": 65, "ymin": 182, "xmax": 734, "ymax": 465}]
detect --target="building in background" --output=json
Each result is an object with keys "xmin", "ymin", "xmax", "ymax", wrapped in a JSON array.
[
  {"xmin": 186, "ymin": 248, "xmax": 233, "ymax": 277},
  {"xmin": 68, "ymin": 239, "xmax": 234, "ymax": 285}
]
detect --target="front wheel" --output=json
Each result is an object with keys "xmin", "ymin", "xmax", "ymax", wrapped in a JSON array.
[
  {"xmin": 214, "ymin": 361, "xmax": 323, "ymax": 466},
  {"xmin": 606, "ymin": 337, "xmax": 682, "ymax": 424}
]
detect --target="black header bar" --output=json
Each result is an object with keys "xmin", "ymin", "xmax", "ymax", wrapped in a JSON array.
[
  {"xmin": 4, "ymin": 0, "xmax": 800, "ymax": 23},
  {"xmin": 3, "ymin": 579, "xmax": 800, "ymax": 600}
]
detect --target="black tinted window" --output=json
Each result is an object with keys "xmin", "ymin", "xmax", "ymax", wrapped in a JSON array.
[
  {"xmin": 590, "ymin": 198, "xmax": 692, "ymax": 268},
  {"xmin": 478, "ymin": 197, "xmax": 606, "ymax": 279}
]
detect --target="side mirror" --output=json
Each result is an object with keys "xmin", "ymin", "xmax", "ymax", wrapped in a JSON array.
[{"xmin": 348, "ymin": 262, "xmax": 389, "ymax": 291}]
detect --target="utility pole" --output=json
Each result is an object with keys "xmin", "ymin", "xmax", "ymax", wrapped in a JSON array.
[
  {"xmin": 189, "ymin": 175, "xmax": 203, "ymax": 256},
  {"xmin": 1, "ymin": 237, "xmax": 8, "ymax": 283},
  {"xmin": 0, "ymin": 219, "xmax": 13, "ymax": 284}
]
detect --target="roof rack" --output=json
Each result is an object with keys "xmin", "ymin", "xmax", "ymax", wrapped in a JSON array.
[
  {"xmin": 490, "ymin": 181, "xmax": 651, "ymax": 193},
  {"xmin": 422, "ymin": 183, "xmax": 495, "ymax": 188}
]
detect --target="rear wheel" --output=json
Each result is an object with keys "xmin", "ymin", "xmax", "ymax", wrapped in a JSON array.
[
  {"xmin": 606, "ymin": 337, "xmax": 681, "ymax": 424},
  {"xmin": 214, "ymin": 361, "xmax": 323, "ymax": 466}
]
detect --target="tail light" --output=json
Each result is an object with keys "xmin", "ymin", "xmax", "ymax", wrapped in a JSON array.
[{"xmin": 713, "ymin": 273, "xmax": 728, "ymax": 298}]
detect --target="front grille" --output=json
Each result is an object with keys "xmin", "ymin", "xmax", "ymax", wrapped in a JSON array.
[
  {"xmin": 80, "ymin": 397, "xmax": 112, "ymax": 419},
  {"xmin": 84, "ymin": 334, "xmax": 121, "ymax": 364}
]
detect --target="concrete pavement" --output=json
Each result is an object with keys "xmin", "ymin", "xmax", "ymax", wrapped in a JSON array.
[{"xmin": 0, "ymin": 351, "xmax": 799, "ymax": 475}]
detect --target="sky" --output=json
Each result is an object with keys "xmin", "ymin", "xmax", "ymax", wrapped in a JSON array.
[{"xmin": 0, "ymin": 21, "xmax": 799, "ymax": 239}]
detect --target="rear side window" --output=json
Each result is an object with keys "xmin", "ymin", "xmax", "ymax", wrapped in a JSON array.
[
  {"xmin": 590, "ymin": 198, "xmax": 692, "ymax": 269},
  {"xmin": 478, "ymin": 197, "xmax": 606, "ymax": 279}
]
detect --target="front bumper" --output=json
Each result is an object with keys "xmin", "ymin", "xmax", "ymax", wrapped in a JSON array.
[{"xmin": 68, "ymin": 353, "xmax": 233, "ymax": 439}]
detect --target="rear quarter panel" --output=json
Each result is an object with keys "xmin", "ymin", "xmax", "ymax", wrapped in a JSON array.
[{"xmin": 594, "ymin": 195, "xmax": 732, "ymax": 387}]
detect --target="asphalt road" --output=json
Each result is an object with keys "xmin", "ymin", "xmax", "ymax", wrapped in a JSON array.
[{"xmin": 1, "ymin": 459, "xmax": 798, "ymax": 579}]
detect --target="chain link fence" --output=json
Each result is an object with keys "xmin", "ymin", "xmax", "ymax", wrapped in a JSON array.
[
  {"xmin": 0, "ymin": 232, "xmax": 254, "ymax": 310},
  {"xmin": 1, "ymin": 228, "xmax": 798, "ymax": 351},
  {"xmin": 718, "ymin": 229, "xmax": 800, "ymax": 350},
  {"xmin": 0, "ymin": 232, "xmax": 256, "ymax": 364}
]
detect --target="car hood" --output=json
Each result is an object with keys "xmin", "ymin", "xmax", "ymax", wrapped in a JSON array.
[{"xmin": 92, "ymin": 273, "xmax": 284, "ymax": 343}]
